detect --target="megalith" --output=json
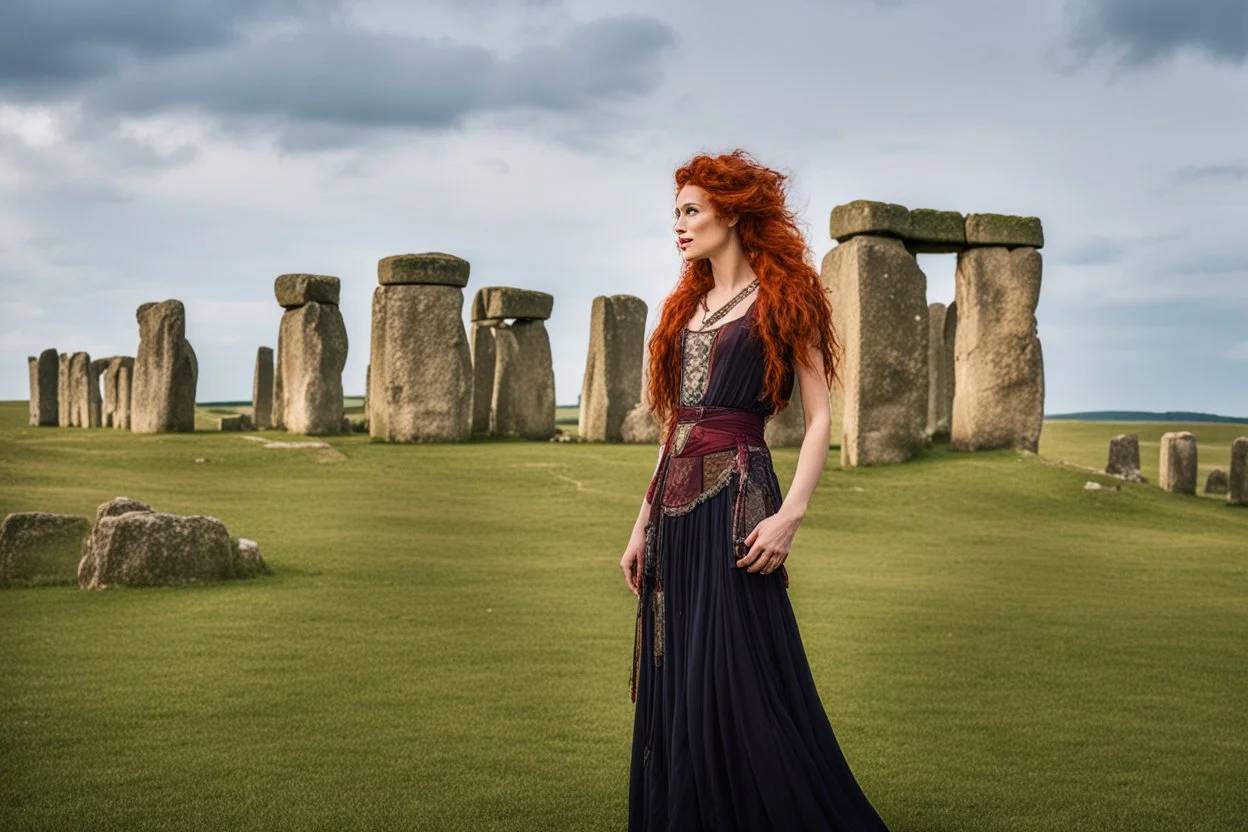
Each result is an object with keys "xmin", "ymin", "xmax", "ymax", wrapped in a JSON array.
[
  {"xmin": 131, "ymin": 300, "xmax": 198, "ymax": 433},
  {"xmin": 66, "ymin": 352, "xmax": 96, "ymax": 428},
  {"xmin": 370, "ymin": 253, "xmax": 473, "ymax": 442},
  {"xmin": 57, "ymin": 353, "xmax": 71, "ymax": 427},
  {"xmin": 253, "ymin": 346, "xmax": 274, "ymax": 429},
  {"xmin": 101, "ymin": 356, "xmax": 135, "ymax": 429},
  {"xmin": 273, "ymin": 275, "xmax": 348, "ymax": 436},
  {"xmin": 1158, "ymin": 431, "xmax": 1197, "ymax": 495},
  {"xmin": 1229, "ymin": 438, "xmax": 1248, "ymax": 507},
  {"xmin": 90, "ymin": 357, "xmax": 109, "ymax": 427},
  {"xmin": 1204, "ymin": 469, "xmax": 1229, "ymax": 495},
  {"xmin": 490, "ymin": 318, "xmax": 556, "ymax": 440},
  {"xmin": 951, "ymin": 247, "xmax": 1044, "ymax": 452},
  {"xmin": 1106, "ymin": 434, "xmax": 1144, "ymax": 482},
  {"xmin": 469, "ymin": 285, "xmax": 556, "ymax": 440},
  {"xmin": 27, "ymin": 348, "xmax": 58, "ymax": 427},
  {"xmin": 926, "ymin": 302, "xmax": 952, "ymax": 440},
  {"xmin": 579, "ymin": 294, "xmax": 647, "ymax": 442},
  {"xmin": 820, "ymin": 234, "xmax": 928, "ymax": 466},
  {"xmin": 78, "ymin": 502, "xmax": 235, "ymax": 590},
  {"xmin": 765, "ymin": 379, "xmax": 806, "ymax": 447}
]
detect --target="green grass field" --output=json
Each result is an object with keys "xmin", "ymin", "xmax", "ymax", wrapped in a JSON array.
[{"xmin": 1, "ymin": 402, "xmax": 1245, "ymax": 831}]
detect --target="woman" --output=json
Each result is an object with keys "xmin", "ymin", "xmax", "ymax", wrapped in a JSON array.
[{"xmin": 620, "ymin": 150, "xmax": 890, "ymax": 832}]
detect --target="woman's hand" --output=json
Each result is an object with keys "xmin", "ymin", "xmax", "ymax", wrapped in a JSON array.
[
  {"xmin": 736, "ymin": 507, "xmax": 804, "ymax": 574},
  {"xmin": 620, "ymin": 527, "xmax": 646, "ymax": 596}
]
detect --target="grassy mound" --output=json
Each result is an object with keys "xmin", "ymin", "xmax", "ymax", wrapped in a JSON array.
[{"xmin": 1, "ymin": 402, "xmax": 1244, "ymax": 830}]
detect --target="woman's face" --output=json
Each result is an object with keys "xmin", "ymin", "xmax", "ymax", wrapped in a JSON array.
[{"xmin": 673, "ymin": 184, "xmax": 735, "ymax": 262}]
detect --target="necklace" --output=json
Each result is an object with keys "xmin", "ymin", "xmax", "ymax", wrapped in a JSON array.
[{"xmin": 697, "ymin": 279, "xmax": 759, "ymax": 330}]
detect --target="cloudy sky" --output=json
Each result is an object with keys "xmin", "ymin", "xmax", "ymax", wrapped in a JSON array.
[{"xmin": 2, "ymin": 0, "xmax": 1246, "ymax": 416}]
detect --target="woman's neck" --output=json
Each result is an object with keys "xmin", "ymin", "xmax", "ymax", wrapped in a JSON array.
[{"xmin": 707, "ymin": 240, "xmax": 758, "ymax": 294}]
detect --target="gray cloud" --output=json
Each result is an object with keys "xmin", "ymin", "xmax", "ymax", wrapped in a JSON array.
[
  {"xmin": 1068, "ymin": 0, "xmax": 1248, "ymax": 66},
  {"xmin": 0, "ymin": 0, "xmax": 342, "ymax": 95},
  {"xmin": 3, "ymin": 11, "xmax": 674, "ymax": 150},
  {"xmin": 1054, "ymin": 236, "xmax": 1124, "ymax": 266}
]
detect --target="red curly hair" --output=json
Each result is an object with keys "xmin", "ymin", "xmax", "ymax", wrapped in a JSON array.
[{"xmin": 647, "ymin": 150, "xmax": 839, "ymax": 432}]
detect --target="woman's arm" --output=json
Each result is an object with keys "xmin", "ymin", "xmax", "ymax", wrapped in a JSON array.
[{"xmin": 736, "ymin": 343, "xmax": 832, "ymax": 573}]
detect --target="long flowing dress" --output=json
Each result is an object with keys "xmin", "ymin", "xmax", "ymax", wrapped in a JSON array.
[{"xmin": 629, "ymin": 300, "xmax": 890, "ymax": 832}]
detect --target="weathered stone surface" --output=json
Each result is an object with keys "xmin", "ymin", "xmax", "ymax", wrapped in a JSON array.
[
  {"xmin": 28, "ymin": 348, "xmax": 58, "ymax": 426},
  {"xmin": 765, "ymin": 377, "xmax": 806, "ymax": 447},
  {"xmin": 218, "ymin": 414, "xmax": 253, "ymax": 431},
  {"xmin": 115, "ymin": 364, "xmax": 132, "ymax": 430},
  {"xmin": 907, "ymin": 209, "xmax": 966, "ymax": 254},
  {"xmin": 273, "ymin": 301, "xmax": 347, "ymax": 435},
  {"xmin": 820, "ymin": 235, "xmax": 928, "ymax": 466},
  {"xmin": 378, "ymin": 252, "xmax": 470, "ymax": 288},
  {"xmin": 274, "ymin": 274, "xmax": 340, "ymax": 308},
  {"xmin": 951, "ymin": 247, "xmax": 1044, "ymax": 453},
  {"xmin": 65, "ymin": 352, "xmax": 91, "ymax": 427},
  {"xmin": 1158, "ymin": 431, "xmax": 1197, "ymax": 495},
  {"xmin": 1229, "ymin": 437, "xmax": 1248, "ymax": 507},
  {"xmin": 132, "ymin": 300, "xmax": 198, "ymax": 433},
  {"xmin": 470, "ymin": 321, "xmax": 498, "ymax": 435},
  {"xmin": 57, "ymin": 353, "xmax": 71, "ymax": 427},
  {"xmin": 926, "ymin": 303, "xmax": 952, "ymax": 440},
  {"xmin": 491, "ymin": 319, "xmax": 556, "ymax": 440},
  {"xmin": 579, "ymin": 294, "xmax": 647, "ymax": 442},
  {"xmin": 1205, "ymin": 468, "xmax": 1229, "ymax": 495},
  {"xmin": 828, "ymin": 381, "xmax": 845, "ymax": 449},
  {"xmin": 471, "ymin": 286, "xmax": 555, "ymax": 322},
  {"xmin": 829, "ymin": 200, "xmax": 910, "ymax": 243},
  {"xmin": 1106, "ymin": 434, "xmax": 1144, "ymax": 482},
  {"xmin": 78, "ymin": 510, "xmax": 235, "ymax": 589},
  {"xmin": 234, "ymin": 538, "xmax": 270, "ymax": 577},
  {"xmin": 253, "ymin": 346, "xmax": 274, "ymax": 429},
  {"xmin": 369, "ymin": 284, "xmax": 473, "ymax": 442},
  {"xmin": 94, "ymin": 497, "xmax": 153, "ymax": 526},
  {"xmin": 621, "ymin": 400, "xmax": 660, "ymax": 443},
  {"xmin": 101, "ymin": 356, "xmax": 135, "ymax": 429},
  {"xmin": 0, "ymin": 512, "xmax": 90, "ymax": 586},
  {"xmin": 965, "ymin": 214, "xmax": 1044, "ymax": 248}
]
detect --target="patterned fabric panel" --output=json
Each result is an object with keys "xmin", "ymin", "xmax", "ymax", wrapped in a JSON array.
[
  {"xmin": 660, "ymin": 447, "xmax": 773, "ymax": 518},
  {"xmin": 679, "ymin": 329, "xmax": 716, "ymax": 406}
]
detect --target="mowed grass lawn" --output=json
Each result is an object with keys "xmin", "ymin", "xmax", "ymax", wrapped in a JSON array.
[{"xmin": 1, "ymin": 401, "xmax": 1246, "ymax": 831}]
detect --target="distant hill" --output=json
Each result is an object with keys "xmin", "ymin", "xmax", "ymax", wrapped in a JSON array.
[{"xmin": 1046, "ymin": 410, "xmax": 1248, "ymax": 424}]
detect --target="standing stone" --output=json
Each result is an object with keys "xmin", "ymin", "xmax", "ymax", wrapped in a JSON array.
[
  {"xmin": 273, "ymin": 295, "xmax": 347, "ymax": 436},
  {"xmin": 370, "ymin": 280, "xmax": 473, "ymax": 442},
  {"xmin": 1229, "ymin": 438, "xmax": 1248, "ymax": 507},
  {"xmin": 470, "ymin": 320, "xmax": 500, "ymax": 436},
  {"xmin": 820, "ymin": 235, "xmax": 928, "ymax": 466},
  {"xmin": 942, "ymin": 301, "xmax": 957, "ymax": 435},
  {"xmin": 765, "ymin": 380, "xmax": 806, "ymax": 447},
  {"xmin": 579, "ymin": 295, "xmax": 648, "ymax": 442},
  {"xmin": 253, "ymin": 346, "xmax": 274, "ymax": 429},
  {"xmin": 115, "ymin": 363, "xmax": 133, "ymax": 430},
  {"xmin": 828, "ymin": 381, "xmax": 845, "ymax": 449},
  {"xmin": 57, "ymin": 353, "xmax": 71, "ymax": 427},
  {"xmin": 1106, "ymin": 434, "xmax": 1144, "ymax": 482},
  {"xmin": 1158, "ymin": 431, "xmax": 1197, "ymax": 495},
  {"xmin": 926, "ymin": 303, "xmax": 952, "ymax": 440},
  {"xmin": 621, "ymin": 344, "xmax": 659, "ymax": 444},
  {"xmin": 1204, "ymin": 469, "xmax": 1229, "ymax": 495},
  {"xmin": 66, "ymin": 352, "xmax": 93, "ymax": 428},
  {"xmin": 951, "ymin": 247, "xmax": 1044, "ymax": 453},
  {"xmin": 90, "ymin": 357, "xmax": 108, "ymax": 427},
  {"xmin": 101, "ymin": 357, "xmax": 134, "ymax": 429},
  {"xmin": 131, "ymin": 300, "xmax": 198, "ymax": 433},
  {"xmin": 27, "ymin": 348, "xmax": 58, "ymax": 426},
  {"xmin": 491, "ymin": 319, "xmax": 556, "ymax": 440}
]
